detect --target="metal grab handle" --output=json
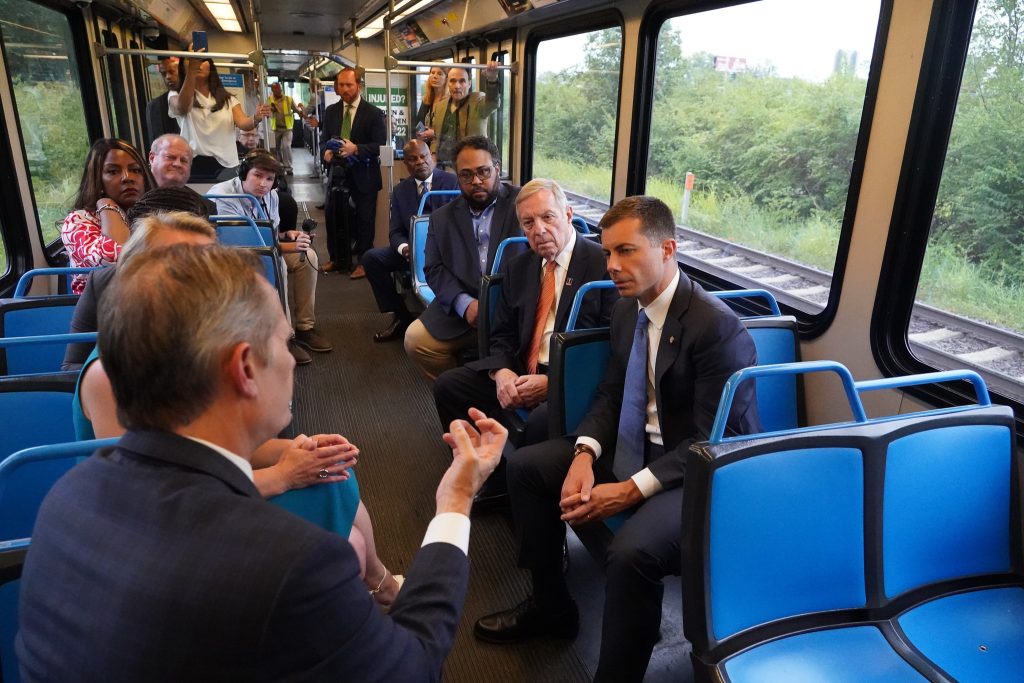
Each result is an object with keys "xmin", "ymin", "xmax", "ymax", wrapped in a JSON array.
[
  {"xmin": 205, "ymin": 193, "xmax": 268, "ymax": 220},
  {"xmin": 709, "ymin": 289, "xmax": 781, "ymax": 317},
  {"xmin": 855, "ymin": 370, "xmax": 991, "ymax": 407},
  {"xmin": 566, "ymin": 281, "xmax": 617, "ymax": 332},
  {"xmin": 0, "ymin": 332, "xmax": 97, "ymax": 348},
  {"xmin": 14, "ymin": 267, "xmax": 98, "ymax": 298},
  {"xmin": 490, "ymin": 237, "xmax": 529, "ymax": 276},
  {"xmin": 415, "ymin": 190, "xmax": 460, "ymax": 217},
  {"xmin": 709, "ymin": 360, "xmax": 866, "ymax": 444}
]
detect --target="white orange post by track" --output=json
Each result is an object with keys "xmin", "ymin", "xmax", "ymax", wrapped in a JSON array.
[{"xmin": 680, "ymin": 171, "xmax": 695, "ymax": 226}]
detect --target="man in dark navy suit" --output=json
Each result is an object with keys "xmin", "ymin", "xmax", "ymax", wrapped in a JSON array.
[
  {"xmin": 17, "ymin": 244, "xmax": 506, "ymax": 682},
  {"xmin": 362, "ymin": 139, "xmax": 459, "ymax": 343},
  {"xmin": 433, "ymin": 178, "xmax": 618, "ymax": 508},
  {"xmin": 321, "ymin": 66, "xmax": 387, "ymax": 278},
  {"xmin": 474, "ymin": 197, "xmax": 762, "ymax": 682},
  {"xmin": 404, "ymin": 136, "xmax": 524, "ymax": 380}
]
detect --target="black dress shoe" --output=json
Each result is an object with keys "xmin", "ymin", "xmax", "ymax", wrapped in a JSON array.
[
  {"xmin": 373, "ymin": 318, "xmax": 409, "ymax": 343},
  {"xmin": 474, "ymin": 597, "xmax": 579, "ymax": 644}
]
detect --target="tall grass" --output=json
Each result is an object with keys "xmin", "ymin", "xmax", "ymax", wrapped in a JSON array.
[{"xmin": 536, "ymin": 157, "xmax": 1024, "ymax": 333}]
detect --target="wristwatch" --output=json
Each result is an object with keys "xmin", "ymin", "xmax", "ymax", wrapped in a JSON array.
[{"xmin": 574, "ymin": 443, "xmax": 596, "ymax": 460}]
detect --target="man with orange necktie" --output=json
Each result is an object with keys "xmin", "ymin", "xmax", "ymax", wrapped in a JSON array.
[{"xmin": 432, "ymin": 178, "xmax": 616, "ymax": 511}]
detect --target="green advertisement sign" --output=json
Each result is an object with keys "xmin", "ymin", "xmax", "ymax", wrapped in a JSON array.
[{"xmin": 365, "ymin": 87, "xmax": 409, "ymax": 137}]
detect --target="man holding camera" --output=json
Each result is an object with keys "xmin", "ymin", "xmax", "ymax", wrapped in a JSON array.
[
  {"xmin": 210, "ymin": 150, "xmax": 332, "ymax": 365},
  {"xmin": 320, "ymin": 66, "xmax": 387, "ymax": 279}
]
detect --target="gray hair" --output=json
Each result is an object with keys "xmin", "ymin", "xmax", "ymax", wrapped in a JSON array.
[{"xmin": 516, "ymin": 178, "xmax": 568, "ymax": 215}]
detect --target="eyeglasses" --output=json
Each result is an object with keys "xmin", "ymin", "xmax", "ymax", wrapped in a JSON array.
[{"xmin": 457, "ymin": 165, "xmax": 496, "ymax": 183}]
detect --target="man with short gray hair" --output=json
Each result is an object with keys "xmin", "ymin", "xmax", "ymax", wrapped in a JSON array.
[{"xmin": 19, "ymin": 243, "xmax": 508, "ymax": 681}]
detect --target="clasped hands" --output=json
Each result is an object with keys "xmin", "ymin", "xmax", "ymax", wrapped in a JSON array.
[
  {"xmin": 558, "ymin": 452, "xmax": 642, "ymax": 526},
  {"xmin": 279, "ymin": 433, "xmax": 359, "ymax": 488},
  {"xmin": 324, "ymin": 138, "xmax": 358, "ymax": 162},
  {"xmin": 493, "ymin": 368, "xmax": 547, "ymax": 409}
]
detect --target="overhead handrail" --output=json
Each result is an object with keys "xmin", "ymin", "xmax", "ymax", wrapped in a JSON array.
[
  {"xmin": 95, "ymin": 46, "xmax": 253, "ymax": 63},
  {"xmin": 205, "ymin": 193, "xmax": 268, "ymax": 220},
  {"xmin": 566, "ymin": 280, "xmax": 617, "ymax": 332},
  {"xmin": 14, "ymin": 267, "xmax": 98, "ymax": 298},
  {"xmin": 416, "ymin": 190, "xmax": 461, "ymax": 217},
  {"xmin": 490, "ymin": 237, "xmax": 529, "ymax": 276},
  {"xmin": 386, "ymin": 57, "xmax": 519, "ymax": 74},
  {"xmin": 709, "ymin": 361, "xmax": 867, "ymax": 444}
]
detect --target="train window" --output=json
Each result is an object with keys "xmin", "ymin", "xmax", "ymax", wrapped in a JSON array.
[
  {"xmin": 907, "ymin": 0, "xmax": 1024, "ymax": 403},
  {"xmin": 0, "ymin": 0, "xmax": 92, "ymax": 245},
  {"xmin": 531, "ymin": 26, "xmax": 623, "ymax": 206},
  {"xmin": 645, "ymin": 1, "xmax": 882, "ymax": 315},
  {"xmin": 100, "ymin": 28, "xmax": 131, "ymax": 142},
  {"xmin": 490, "ymin": 50, "xmax": 512, "ymax": 178}
]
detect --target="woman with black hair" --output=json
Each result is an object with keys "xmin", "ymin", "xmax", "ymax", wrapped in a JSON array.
[
  {"xmin": 169, "ymin": 47, "xmax": 271, "ymax": 182},
  {"xmin": 60, "ymin": 138, "xmax": 156, "ymax": 294}
]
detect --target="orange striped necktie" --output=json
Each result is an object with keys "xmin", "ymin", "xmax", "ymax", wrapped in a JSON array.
[{"xmin": 526, "ymin": 261, "xmax": 558, "ymax": 375}]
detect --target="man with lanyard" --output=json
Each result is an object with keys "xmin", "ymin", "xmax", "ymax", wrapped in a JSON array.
[
  {"xmin": 268, "ymin": 82, "xmax": 303, "ymax": 176},
  {"xmin": 209, "ymin": 150, "xmax": 332, "ymax": 365}
]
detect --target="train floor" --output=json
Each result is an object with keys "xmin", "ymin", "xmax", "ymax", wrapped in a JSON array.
[{"xmin": 284, "ymin": 147, "xmax": 691, "ymax": 682}]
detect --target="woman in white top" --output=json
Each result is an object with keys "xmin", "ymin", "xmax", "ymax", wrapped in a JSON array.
[{"xmin": 169, "ymin": 50, "xmax": 271, "ymax": 182}]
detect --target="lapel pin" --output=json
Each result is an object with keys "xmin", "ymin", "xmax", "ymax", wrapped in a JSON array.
[
  {"xmin": 565, "ymin": 277, "xmax": 573, "ymax": 287},
  {"xmin": 669, "ymin": 336, "xmax": 675, "ymax": 344}
]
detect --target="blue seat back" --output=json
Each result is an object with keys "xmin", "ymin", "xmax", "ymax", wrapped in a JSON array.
[
  {"xmin": 743, "ymin": 318, "xmax": 800, "ymax": 432},
  {"xmin": 14, "ymin": 267, "xmax": 96, "ymax": 298},
  {"xmin": 410, "ymin": 216, "xmax": 434, "ymax": 305},
  {"xmin": 214, "ymin": 220, "xmax": 275, "ymax": 248},
  {"xmin": 0, "ymin": 540, "xmax": 28, "ymax": 683},
  {"xmin": 478, "ymin": 273, "xmax": 504, "ymax": 358},
  {"xmin": 0, "ymin": 438, "xmax": 117, "ymax": 543},
  {"xmin": 0, "ymin": 298, "xmax": 79, "ymax": 375},
  {"xmin": 489, "ymin": 236, "xmax": 529, "ymax": 276},
  {"xmin": 883, "ymin": 423, "xmax": 1012, "ymax": 597},
  {"xmin": 547, "ymin": 329, "xmax": 612, "ymax": 438},
  {"xmin": 571, "ymin": 216, "xmax": 592, "ymax": 234}
]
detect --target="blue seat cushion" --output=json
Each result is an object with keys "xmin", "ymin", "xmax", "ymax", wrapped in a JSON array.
[
  {"xmin": 723, "ymin": 625, "xmax": 928, "ymax": 682},
  {"xmin": 897, "ymin": 587, "xmax": 1024, "ymax": 683}
]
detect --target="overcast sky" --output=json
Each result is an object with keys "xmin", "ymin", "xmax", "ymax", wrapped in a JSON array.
[{"xmin": 537, "ymin": 0, "xmax": 882, "ymax": 82}]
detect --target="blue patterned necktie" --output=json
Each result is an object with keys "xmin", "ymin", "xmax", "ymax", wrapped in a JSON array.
[{"xmin": 614, "ymin": 308, "xmax": 650, "ymax": 481}]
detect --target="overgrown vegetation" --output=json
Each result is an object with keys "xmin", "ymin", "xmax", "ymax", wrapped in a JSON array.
[{"xmin": 533, "ymin": 1, "xmax": 1024, "ymax": 332}]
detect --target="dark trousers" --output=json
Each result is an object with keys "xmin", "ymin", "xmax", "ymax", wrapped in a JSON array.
[
  {"xmin": 508, "ymin": 438, "xmax": 682, "ymax": 683},
  {"xmin": 433, "ymin": 366, "xmax": 549, "ymax": 445},
  {"xmin": 350, "ymin": 190, "xmax": 378, "ymax": 260},
  {"xmin": 362, "ymin": 246, "xmax": 412, "ymax": 321}
]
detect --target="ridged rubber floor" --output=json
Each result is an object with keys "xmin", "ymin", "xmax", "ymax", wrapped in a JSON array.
[{"xmin": 284, "ymin": 148, "xmax": 689, "ymax": 682}]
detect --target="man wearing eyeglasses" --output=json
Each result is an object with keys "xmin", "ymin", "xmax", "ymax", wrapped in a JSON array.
[{"xmin": 404, "ymin": 136, "xmax": 524, "ymax": 381}]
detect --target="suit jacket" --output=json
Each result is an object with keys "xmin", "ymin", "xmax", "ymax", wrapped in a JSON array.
[
  {"xmin": 320, "ymin": 98, "xmax": 387, "ymax": 194},
  {"xmin": 468, "ymin": 234, "xmax": 617, "ymax": 374},
  {"xmin": 389, "ymin": 169, "xmax": 459, "ymax": 252},
  {"xmin": 17, "ymin": 430, "xmax": 468, "ymax": 682},
  {"xmin": 145, "ymin": 92, "xmax": 180, "ymax": 148},
  {"xmin": 425, "ymin": 80, "xmax": 500, "ymax": 157},
  {"xmin": 421, "ymin": 184, "xmax": 523, "ymax": 340},
  {"xmin": 576, "ymin": 267, "xmax": 761, "ymax": 489}
]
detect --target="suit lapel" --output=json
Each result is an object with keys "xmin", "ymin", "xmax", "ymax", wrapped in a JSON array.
[
  {"xmin": 655, "ymin": 268, "xmax": 692, "ymax": 386},
  {"xmin": 554, "ymin": 237, "xmax": 588, "ymax": 331},
  {"xmin": 450, "ymin": 197, "xmax": 481, "ymax": 282}
]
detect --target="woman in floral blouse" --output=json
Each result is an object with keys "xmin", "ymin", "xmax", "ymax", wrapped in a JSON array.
[{"xmin": 60, "ymin": 138, "xmax": 155, "ymax": 293}]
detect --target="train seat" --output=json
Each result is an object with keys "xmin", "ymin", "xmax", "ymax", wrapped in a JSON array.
[
  {"xmin": 547, "ymin": 286, "xmax": 803, "ymax": 551},
  {"xmin": 0, "ymin": 438, "xmax": 118, "ymax": 544},
  {"xmin": 0, "ymin": 539, "xmax": 28, "ymax": 683},
  {"xmin": 409, "ymin": 216, "xmax": 434, "ymax": 306},
  {"xmin": 13, "ymin": 267, "xmax": 97, "ymax": 298},
  {"xmin": 0, "ymin": 297, "xmax": 84, "ymax": 376},
  {"xmin": 683, "ymin": 362, "xmax": 1021, "ymax": 682},
  {"xmin": 212, "ymin": 216, "xmax": 277, "ymax": 248}
]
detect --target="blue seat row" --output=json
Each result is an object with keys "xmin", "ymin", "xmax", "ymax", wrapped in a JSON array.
[{"xmin": 683, "ymin": 361, "xmax": 1022, "ymax": 682}]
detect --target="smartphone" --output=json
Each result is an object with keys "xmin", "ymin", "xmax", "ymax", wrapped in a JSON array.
[{"xmin": 192, "ymin": 31, "xmax": 208, "ymax": 52}]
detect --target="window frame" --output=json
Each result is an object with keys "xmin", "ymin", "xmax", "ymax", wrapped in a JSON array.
[
  {"xmin": 0, "ymin": 0, "xmax": 103, "ymax": 269},
  {"xmin": 521, "ymin": 8, "xmax": 626, "ymax": 201},
  {"xmin": 871, "ymin": 0, "xmax": 1024, "ymax": 437},
  {"xmin": 630, "ymin": 0, "xmax": 892, "ymax": 332}
]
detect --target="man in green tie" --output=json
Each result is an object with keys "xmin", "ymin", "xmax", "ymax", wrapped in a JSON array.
[{"xmin": 321, "ymin": 66, "xmax": 387, "ymax": 279}]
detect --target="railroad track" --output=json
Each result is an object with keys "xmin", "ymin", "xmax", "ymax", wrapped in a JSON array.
[{"xmin": 565, "ymin": 192, "xmax": 1024, "ymax": 402}]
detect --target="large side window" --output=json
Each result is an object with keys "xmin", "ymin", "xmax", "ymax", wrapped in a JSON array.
[
  {"xmin": 908, "ymin": 0, "xmax": 1024, "ymax": 403},
  {"xmin": 0, "ymin": 0, "xmax": 92, "ymax": 246},
  {"xmin": 530, "ymin": 26, "xmax": 623, "ymax": 206},
  {"xmin": 645, "ymin": 1, "xmax": 882, "ymax": 316}
]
